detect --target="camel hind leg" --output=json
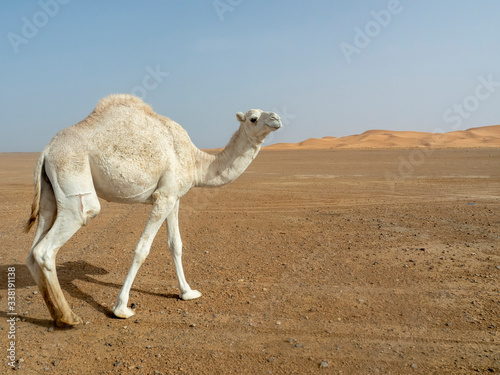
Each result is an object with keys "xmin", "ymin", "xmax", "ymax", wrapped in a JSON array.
[
  {"xmin": 29, "ymin": 159, "xmax": 101, "ymax": 327},
  {"xmin": 30, "ymin": 191, "xmax": 100, "ymax": 326},
  {"xmin": 26, "ymin": 176, "xmax": 58, "ymax": 320}
]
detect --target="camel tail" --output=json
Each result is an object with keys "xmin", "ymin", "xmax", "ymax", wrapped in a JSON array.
[{"xmin": 25, "ymin": 152, "xmax": 45, "ymax": 233}]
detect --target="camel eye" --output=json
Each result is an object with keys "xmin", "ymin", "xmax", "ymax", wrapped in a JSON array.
[{"xmin": 250, "ymin": 117, "xmax": 258, "ymax": 123}]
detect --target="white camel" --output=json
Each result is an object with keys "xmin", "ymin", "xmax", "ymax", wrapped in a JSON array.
[{"xmin": 25, "ymin": 94, "xmax": 282, "ymax": 327}]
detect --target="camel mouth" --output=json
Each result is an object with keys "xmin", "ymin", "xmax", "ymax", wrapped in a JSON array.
[{"xmin": 265, "ymin": 120, "xmax": 282, "ymax": 130}]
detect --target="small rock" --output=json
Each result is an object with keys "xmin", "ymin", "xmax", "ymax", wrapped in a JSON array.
[
  {"xmin": 276, "ymin": 321, "xmax": 281, "ymax": 325},
  {"xmin": 130, "ymin": 303, "xmax": 137, "ymax": 309},
  {"xmin": 319, "ymin": 361, "xmax": 329, "ymax": 368},
  {"xmin": 114, "ymin": 361, "xmax": 121, "ymax": 367},
  {"xmin": 190, "ymin": 323, "xmax": 196, "ymax": 327},
  {"xmin": 47, "ymin": 326, "xmax": 54, "ymax": 332},
  {"xmin": 411, "ymin": 363, "xmax": 418, "ymax": 369},
  {"xmin": 268, "ymin": 357, "xmax": 275, "ymax": 362},
  {"xmin": 295, "ymin": 343, "xmax": 303, "ymax": 348},
  {"xmin": 134, "ymin": 319, "xmax": 141, "ymax": 324}
]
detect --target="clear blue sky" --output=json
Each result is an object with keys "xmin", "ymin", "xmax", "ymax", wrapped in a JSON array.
[{"xmin": 1, "ymin": 0, "xmax": 499, "ymax": 151}]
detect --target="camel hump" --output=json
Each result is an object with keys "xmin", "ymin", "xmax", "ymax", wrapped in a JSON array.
[{"xmin": 92, "ymin": 94, "xmax": 155, "ymax": 118}]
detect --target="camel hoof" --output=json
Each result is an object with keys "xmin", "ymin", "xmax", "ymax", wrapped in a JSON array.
[
  {"xmin": 180, "ymin": 290, "xmax": 202, "ymax": 300},
  {"xmin": 56, "ymin": 311, "xmax": 83, "ymax": 327},
  {"xmin": 113, "ymin": 304, "xmax": 136, "ymax": 319}
]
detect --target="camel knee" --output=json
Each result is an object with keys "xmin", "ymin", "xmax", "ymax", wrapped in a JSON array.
[
  {"xmin": 133, "ymin": 247, "xmax": 150, "ymax": 266},
  {"xmin": 31, "ymin": 246, "xmax": 55, "ymax": 272}
]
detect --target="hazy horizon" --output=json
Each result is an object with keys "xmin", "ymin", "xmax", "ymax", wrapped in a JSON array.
[{"xmin": 1, "ymin": 1, "xmax": 500, "ymax": 152}]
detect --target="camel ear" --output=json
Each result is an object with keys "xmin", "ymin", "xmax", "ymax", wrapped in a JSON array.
[{"xmin": 236, "ymin": 112, "xmax": 246, "ymax": 122}]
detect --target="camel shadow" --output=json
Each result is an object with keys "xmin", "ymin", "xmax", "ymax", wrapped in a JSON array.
[{"xmin": 0, "ymin": 262, "xmax": 179, "ymax": 327}]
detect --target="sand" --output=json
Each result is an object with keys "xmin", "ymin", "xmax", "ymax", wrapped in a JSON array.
[
  {"xmin": 266, "ymin": 124, "xmax": 500, "ymax": 150},
  {"xmin": 0, "ymin": 146, "xmax": 499, "ymax": 374}
]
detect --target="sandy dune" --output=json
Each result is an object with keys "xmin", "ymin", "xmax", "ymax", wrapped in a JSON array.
[{"xmin": 267, "ymin": 124, "xmax": 500, "ymax": 150}]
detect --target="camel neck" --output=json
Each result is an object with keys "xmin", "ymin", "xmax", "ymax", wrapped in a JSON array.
[{"xmin": 194, "ymin": 125, "xmax": 262, "ymax": 187}]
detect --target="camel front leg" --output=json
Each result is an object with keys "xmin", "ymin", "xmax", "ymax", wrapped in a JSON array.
[
  {"xmin": 166, "ymin": 200, "xmax": 201, "ymax": 300},
  {"xmin": 113, "ymin": 193, "xmax": 175, "ymax": 319}
]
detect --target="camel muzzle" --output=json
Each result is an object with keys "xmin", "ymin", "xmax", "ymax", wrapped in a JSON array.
[{"xmin": 265, "ymin": 116, "xmax": 282, "ymax": 130}]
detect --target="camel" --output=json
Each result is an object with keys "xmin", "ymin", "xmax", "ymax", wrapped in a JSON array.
[{"xmin": 24, "ymin": 94, "xmax": 282, "ymax": 327}]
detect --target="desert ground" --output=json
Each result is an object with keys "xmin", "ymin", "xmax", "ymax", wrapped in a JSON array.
[{"xmin": 1, "ymin": 145, "xmax": 499, "ymax": 374}]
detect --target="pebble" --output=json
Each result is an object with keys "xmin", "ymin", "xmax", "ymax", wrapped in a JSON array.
[
  {"xmin": 268, "ymin": 357, "xmax": 275, "ymax": 362},
  {"xmin": 411, "ymin": 363, "xmax": 418, "ymax": 369},
  {"xmin": 319, "ymin": 361, "xmax": 329, "ymax": 368},
  {"xmin": 47, "ymin": 326, "xmax": 54, "ymax": 332}
]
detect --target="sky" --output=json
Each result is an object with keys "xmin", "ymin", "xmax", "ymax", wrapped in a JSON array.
[{"xmin": 1, "ymin": 0, "xmax": 500, "ymax": 152}]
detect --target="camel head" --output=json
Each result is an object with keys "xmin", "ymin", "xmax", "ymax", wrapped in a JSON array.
[{"xmin": 236, "ymin": 109, "xmax": 282, "ymax": 142}]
